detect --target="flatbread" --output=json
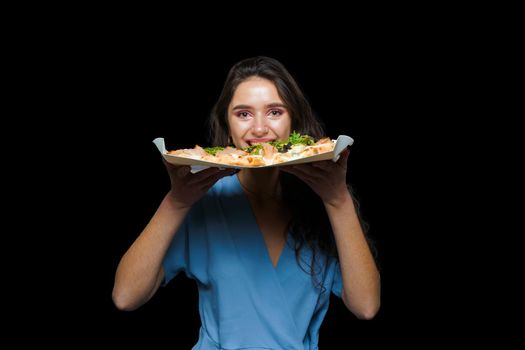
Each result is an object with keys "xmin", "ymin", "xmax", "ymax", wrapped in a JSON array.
[
  {"xmin": 153, "ymin": 135, "xmax": 354, "ymax": 171},
  {"xmin": 167, "ymin": 137, "xmax": 335, "ymax": 167}
]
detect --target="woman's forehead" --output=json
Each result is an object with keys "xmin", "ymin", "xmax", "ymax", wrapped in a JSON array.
[{"xmin": 230, "ymin": 78, "xmax": 283, "ymax": 107}]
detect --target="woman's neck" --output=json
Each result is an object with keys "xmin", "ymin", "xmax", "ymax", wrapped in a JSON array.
[{"xmin": 238, "ymin": 168, "xmax": 281, "ymax": 200}]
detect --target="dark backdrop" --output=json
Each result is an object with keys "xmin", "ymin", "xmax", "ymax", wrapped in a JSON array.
[{"xmin": 45, "ymin": 33, "xmax": 457, "ymax": 347}]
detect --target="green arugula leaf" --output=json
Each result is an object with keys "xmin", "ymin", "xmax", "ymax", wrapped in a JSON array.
[{"xmin": 203, "ymin": 146, "xmax": 225, "ymax": 156}]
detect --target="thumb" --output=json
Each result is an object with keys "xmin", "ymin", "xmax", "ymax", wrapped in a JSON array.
[
  {"xmin": 337, "ymin": 148, "xmax": 350, "ymax": 168},
  {"xmin": 177, "ymin": 166, "xmax": 191, "ymax": 177}
]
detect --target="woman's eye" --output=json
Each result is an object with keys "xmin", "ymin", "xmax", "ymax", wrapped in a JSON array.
[
  {"xmin": 269, "ymin": 110, "xmax": 282, "ymax": 117},
  {"xmin": 237, "ymin": 112, "xmax": 250, "ymax": 118}
]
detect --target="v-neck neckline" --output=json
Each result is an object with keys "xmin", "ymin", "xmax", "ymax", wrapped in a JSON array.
[
  {"xmin": 217, "ymin": 175, "xmax": 303, "ymax": 346},
  {"xmin": 234, "ymin": 174, "xmax": 289, "ymax": 270}
]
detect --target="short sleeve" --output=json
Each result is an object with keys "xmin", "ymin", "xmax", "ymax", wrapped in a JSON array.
[
  {"xmin": 162, "ymin": 219, "xmax": 190, "ymax": 285},
  {"xmin": 331, "ymin": 260, "xmax": 343, "ymax": 298}
]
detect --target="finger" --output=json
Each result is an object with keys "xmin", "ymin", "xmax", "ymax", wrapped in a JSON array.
[
  {"xmin": 310, "ymin": 160, "xmax": 334, "ymax": 171},
  {"xmin": 177, "ymin": 166, "xmax": 191, "ymax": 178},
  {"xmin": 162, "ymin": 157, "xmax": 171, "ymax": 165},
  {"xmin": 187, "ymin": 167, "xmax": 222, "ymax": 185},
  {"xmin": 290, "ymin": 164, "xmax": 326, "ymax": 180},
  {"xmin": 279, "ymin": 166, "xmax": 309, "ymax": 177},
  {"xmin": 163, "ymin": 158, "xmax": 179, "ymax": 170},
  {"xmin": 279, "ymin": 166, "xmax": 294, "ymax": 173},
  {"xmin": 337, "ymin": 149, "xmax": 350, "ymax": 169},
  {"xmin": 284, "ymin": 168, "xmax": 318, "ymax": 190},
  {"xmin": 282, "ymin": 165, "xmax": 321, "ymax": 182},
  {"xmin": 196, "ymin": 168, "xmax": 237, "ymax": 185}
]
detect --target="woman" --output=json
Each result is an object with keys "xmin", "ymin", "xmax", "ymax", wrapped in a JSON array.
[{"xmin": 112, "ymin": 56, "xmax": 380, "ymax": 349}]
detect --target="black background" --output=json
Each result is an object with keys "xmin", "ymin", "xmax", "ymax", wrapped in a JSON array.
[{"xmin": 26, "ymin": 22, "xmax": 470, "ymax": 347}]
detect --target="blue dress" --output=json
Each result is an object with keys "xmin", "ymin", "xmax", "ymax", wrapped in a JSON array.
[{"xmin": 163, "ymin": 174, "xmax": 343, "ymax": 350}]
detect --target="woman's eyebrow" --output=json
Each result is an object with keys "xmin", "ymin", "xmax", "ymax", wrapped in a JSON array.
[
  {"xmin": 232, "ymin": 104, "xmax": 253, "ymax": 110},
  {"xmin": 266, "ymin": 103, "xmax": 286, "ymax": 108},
  {"xmin": 232, "ymin": 102, "xmax": 286, "ymax": 110}
]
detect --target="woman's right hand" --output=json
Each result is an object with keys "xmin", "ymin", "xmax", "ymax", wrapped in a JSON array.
[{"xmin": 163, "ymin": 160, "xmax": 237, "ymax": 209}]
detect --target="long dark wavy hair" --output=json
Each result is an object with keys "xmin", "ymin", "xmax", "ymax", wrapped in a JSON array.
[{"xmin": 207, "ymin": 56, "xmax": 370, "ymax": 290}]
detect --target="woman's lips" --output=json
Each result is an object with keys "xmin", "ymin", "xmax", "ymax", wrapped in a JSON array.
[{"xmin": 246, "ymin": 138, "xmax": 274, "ymax": 145}]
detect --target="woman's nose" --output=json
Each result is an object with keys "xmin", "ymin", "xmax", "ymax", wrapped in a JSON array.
[{"xmin": 252, "ymin": 117, "xmax": 269, "ymax": 136}]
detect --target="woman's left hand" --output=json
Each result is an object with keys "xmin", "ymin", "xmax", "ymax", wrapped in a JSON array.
[{"xmin": 280, "ymin": 148, "xmax": 351, "ymax": 207}]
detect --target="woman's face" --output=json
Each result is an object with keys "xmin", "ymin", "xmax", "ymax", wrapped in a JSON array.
[{"xmin": 227, "ymin": 77, "xmax": 291, "ymax": 148}]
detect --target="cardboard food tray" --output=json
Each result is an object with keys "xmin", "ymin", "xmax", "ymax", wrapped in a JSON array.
[{"xmin": 153, "ymin": 135, "xmax": 354, "ymax": 173}]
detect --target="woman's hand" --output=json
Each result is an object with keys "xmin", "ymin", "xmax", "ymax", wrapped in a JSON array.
[
  {"xmin": 164, "ymin": 160, "xmax": 237, "ymax": 210},
  {"xmin": 280, "ymin": 149, "xmax": 351, "ymax": 207}
]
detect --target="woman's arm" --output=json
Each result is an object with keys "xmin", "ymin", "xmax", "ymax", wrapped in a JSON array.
[
  {"xmin": 112, "ymin": 192, "xmax": 190, "ymax": 311},
  {"xmin": 280, "ymin": 149, "xmax": 380, "ymax": 319},
  {"xmin": 112, "ymin": 164, "xmax": 236, "ymax": 311},
  {"xmin": 324, "ymin": 193, "xmax": 380, "ymax": 319}
]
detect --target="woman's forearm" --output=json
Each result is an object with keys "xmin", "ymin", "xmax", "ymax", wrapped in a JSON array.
[
  {"xmin": 325, "ymin": 191, "xmax": 381, "ymax": 319},
  {"xmin": 112, "ymin": 191, "xmax": 190, "ymax": 310}
]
